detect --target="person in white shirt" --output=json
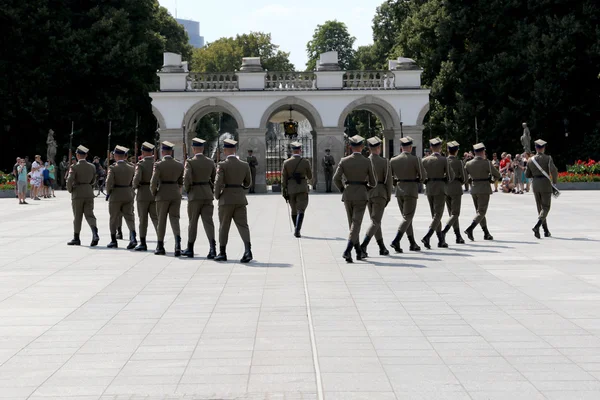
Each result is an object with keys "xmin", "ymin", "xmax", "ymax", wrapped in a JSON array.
[{"xmin": 31, "ymin": 155, "xmax": 43, "ymax": 200}]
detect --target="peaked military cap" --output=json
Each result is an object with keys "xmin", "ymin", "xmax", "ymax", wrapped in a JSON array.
[
  {"xmin": 367, "ymin": 137, "xmax": 381, "ymax": 147},
  {"xmin": 399, "ymin": 137, "xmax": 413, "ymax": 146},
  {"xmin": 192, "ymin": 138, "xmax": 206, "ymax": 147},
  {"xmin": 114, "ymin": 145, "xmax": 129, "ymax": 155},
  {"xmin": 161, "ymin": 141, "xmax": 175, "ymax": 150},
  {"xmin": 349, "ymin": 135, "xmax": 365, "ymax": 146},
  {"xmin": 325, "ymin": 149, "xmax": 331, "ymax": 152},
  {"xmin": 223, "ymin": 139, "xmax": 237, "ymax": 148},
  {"xmin": 429, "ymin": 137, "xmax": 443, "ymax": 146},
  {"xmin": 473, "ymin": 143, "xmax": 486, "ymax": 151},
  {"xmin": 447, "ymin": 141, "xmax": 460, "ymax": 149},
  {"xmin": 141, "ymin": 142, "xmax": 155, "ymax": 151},
  {"xmin": 534, "ymin": 139, "xmax": 547, "ymax": 147},
  {"xmin": 248, "ymin": 149, "xmax": 253, "ymax": 153},
  {"xmin": 290, "ymin": 141, "xmax": 302, "ymax": 149},
  {"xmin": 76, "ymin": 145, "xmax": 89, "ymax": 155}
]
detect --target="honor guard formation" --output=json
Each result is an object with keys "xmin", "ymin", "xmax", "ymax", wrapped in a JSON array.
[{"xmin": 66, "ymin": 135, "xmax": 559, "ymax": 264}]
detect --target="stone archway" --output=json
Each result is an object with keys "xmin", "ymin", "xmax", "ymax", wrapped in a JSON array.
[
  {"xmin": 337, "ymin": 95, "xmax": 401, "ymax": 131},
  {"xmin": 183, "ymin": 97, "xmax": 246, "ymax": 141},
  {"xmin": 152, "ymin": 105, "xmax": 167, "ymax": 130},
  {"xmin": 416, "ymin": 103, "xmax": 430, "ymax": 126},
  {"xmin": 259, "ymin": 96, "xmax": 324, "ymax": 131}
]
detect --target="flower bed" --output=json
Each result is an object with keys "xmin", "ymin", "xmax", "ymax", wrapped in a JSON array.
[
  {"xmin": 557, "ymin": 160, "xmax": 600, "ymax": 189},
  {"xmin": 558, "ymin": 172, "xmax": 600, "ymax": 183}
]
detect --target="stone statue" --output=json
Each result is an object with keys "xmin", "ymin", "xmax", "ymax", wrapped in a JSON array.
[
  {"xmin": 521, "ymin": 123, "xmax": 531, "ymax": 153},
  {"xmin": 46, "ymin": 129, "xmax": 57, "ymax": 163}
]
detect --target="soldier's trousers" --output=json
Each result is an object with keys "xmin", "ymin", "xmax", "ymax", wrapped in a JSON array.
[
  {"xmin": 188, "ymin": 200, "xmax": 215, "ymax": 243},
  {"xmin": 137, "ymin": 200, "xmax": 158, "ymax": 238},
  {"xmin": 290, "ymin": 192, "xmax": 309, "ymax": 214},
  {"xmin": 445, "ymin": 194, "xmax": 462, "ymax": 230},
  {"xmin": 534, "ymin": 191, "xmax": 551, "ymax": 221},
  {"xmin": 156, "ymin": 199, "xmax": 181, "ymax": 241},
  {"xmin": 109, "ymin": 201, "xmax": 135, "ymax": 235},
  {"xmin": 324, "ymin": 170, "xmax": 333, "ymax": 192},
  {"xmin": 72, "ymin": 198, "xmax": 97, "ymax": 234},
  {"xmin": 344, "ymin": 200, "xmax": 368, "ymax": 244},
  {"xmin": 250, "ymin": 168, "xmax": 256, "ymax": 192},
  {"xmin": 397, "ymin": 196, "xmax": 417, "ymax": 237},
  {"xmin": 427, "ymin": 194, "xmax": 446, "ymax": 232},
  {"xmin": 366, "ymin": 197, "xmax": 387, "ymax": 240},
  {"xmin": 471, "ymin": 194, "xmax": 490, "ymax": 227},
  {"xmin": 218, "ymin": 204, "xmax": 250, "ymax": 246}
]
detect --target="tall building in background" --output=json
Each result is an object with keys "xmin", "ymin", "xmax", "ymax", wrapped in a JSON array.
[{"xmin": 176, "ymin": 18, "xmax": 205, "ymax": 48}]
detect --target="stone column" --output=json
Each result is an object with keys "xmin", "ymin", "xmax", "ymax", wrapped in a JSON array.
[
  {"xmin": 382, "ymin": 129, "xmax": 395, "ymax": 159},
  {"xmin": 315, "ymin": 128, "xmax": 344, "ymax": 193},
  {"xmin": 237, "ymin": 128, "xmax": 267, "ymax": 193},
  {"xmin": 158, "ymin": 128, "xmax": 186, "ymax": 160},
  {"xmin": 402, "ymin": 125, "xmax": 425, "ymax": 157}
]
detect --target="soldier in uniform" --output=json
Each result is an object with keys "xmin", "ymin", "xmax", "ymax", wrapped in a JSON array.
[
  {"xmin": 525, "ymin": 139, "xmax": 558, "ymax": 238},
  {"xmin": 182, "ymin": 138, "xmax": 217, "ymax": 258},
  {"xmin": 360, "ymin": 137, "xmax": 393, "ymax": 256},
  {"xmin": 322, "ymin": 149, "xmax": 335, "ymax": 193},
  {"xmin": 441, "ymin": 141, "xmax": 467, "ymax": 244},
  {"xmin": 105, "ymin": 145, "xmax": 137, "ymax": 249},
  {"xmin": 464, "ymin": 143, "xmax": 502, "ymax": 241},
  {"xmin": 390, "ymin": 137, "xmax": 425, "ymax": 253},
  {"xmin": 66, "ymin": 145, "xmax": 100, "ymax": 247},
  {"xmin": 150, "ymin": 141, "xmax": 184, "ymax": 256},
  {"xmin": 281, "ymin": 141, "xmax": 313, "ymax": 238},
  {"xmin": 213, "ymin": 139, "xmax": 253, "ymax": 263},
  {"xmin": 333, "ymin": 135, "xmax": 376, "ymax": 263},
  {"xmin": 246, "ymin": 149, "xmax": 258, "ymax": 194},
  {"xmin": 421, "ymin": 138, "xmax": 454, "ymax": 249},
  {"xmin": 132, "ymin": 142, "xmax": 159, "ymax": 251}
]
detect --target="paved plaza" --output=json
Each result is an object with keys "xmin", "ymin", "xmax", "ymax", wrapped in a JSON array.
[{"xmin": 1, "ymin": 190, "xmax": 600, "ymax": 400}]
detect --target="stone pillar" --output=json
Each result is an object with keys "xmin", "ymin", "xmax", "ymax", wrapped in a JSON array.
[
  {"xmin": 158, "ymin": 128, "xmax": 186, "ymax": 161},
  {"xmin": 238, "ymin": 128, "xmax": 267, "ymax": 193},
  {"xmin": 315, "ymin": 128, "xmax": 344, "ymax": 193},
  {"xmin": 402, "ymin": 125, "xmax": 424, "ymax": 157},
  {"xmin": 382, "ymin": 129, "xmax": 395, "ymax": 159}
]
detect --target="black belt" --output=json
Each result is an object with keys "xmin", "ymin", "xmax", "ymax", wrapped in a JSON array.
[
  {"xmin": 346, "ymin": 181, "xmax": 366, "ymax": 185},
  {"xmin": 139, "ymin": 182, "xmax": 150, "ymax": 186},
  {"xmin": 473, "ymin": 178, "xmax": 490, "ymax": 182},
  {"xmin": 287, "ymin": 177, "xmax": 305, "ymax": 181},
  {"xmin": 533, "ymin": 176, "xmax": 546, "ymax": 179},
  {"xmin": 114, "ymin": 184, "xmax": 132, "ymax": 188},
  {"xmin": 429, "ymin": 178, "xmax": 446, "ymax": 182},
  {"xmin": 378, "ymin": 181, "xmax": 385, "ymax": 184},
  {"xmin": 161, "ymin": 181, "xmax": 177, "ymax": 184},
  {"xmin": 225, "ymin": 184, "xmax": 243, "ymax": 188},
  {"xmin": 397, "ymin": 179, "xmax": 419, "ymax": 183},
  {"xmin": 192, "ymin": 182, "xmax": 210, "ymax": 186}
]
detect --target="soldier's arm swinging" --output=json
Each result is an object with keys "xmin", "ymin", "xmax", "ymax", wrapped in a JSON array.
[{"xmin": 333, "ymin": 162, "xmax": 344, "ymax": 193}]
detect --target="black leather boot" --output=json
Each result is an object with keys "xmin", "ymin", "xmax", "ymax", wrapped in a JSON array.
[
  {"xmin": 135, "ymin": 237, "xmax": 147, "ymax": 251},
  {"xmin": 215, "ymin": 246, "xmax": 227, "ymax": 261},
  {"xmin": 90, "ymin": 227, "xmax": 99, "ymax": 247},
  {"xmin": 207, "ymin": 240, "xmax": 217, "ymax": 259},
  {"xmin": 342, "ymin": 240, "xmax": 353, "ymax": 263},
  {"xmin": 421, "ymin": 229, "xmax": 434, "ymax": 250},
  {"xmin": 377, "ymin": 239, "xmax": 390, "ymax": 256},
  {"xmin": 174, "ymin": 235, "xmax": 182, "ymax": 257},
  {"xmin": 454, "ymin": 228, "xmax": 465, "ymax": 244},
  {"xmin": 408, "ymin": 235, "xmax": 421, "ymax": 251},
  {"xmin": 464, "ymin": 222, "xmax": 477, "ymax": 241},
  {"xmin": 355, "ymin": 243, "xmax": 366, "ymax": 260},
  {"xmin": 542, "ymin": 221, "xmax": 551, "ymax": 237},
  {"xmin": 482, "ymin": 226, "xmax": 494, "ymax": 241},
  {"xmin": 291, "ymin": 214, "xmax": 297, "ymax": 228},
  {"xmin": 532, "ymin": 220, "xmax": 543, "ymax": 239},
  {"xmin": 360, "ymin": 235, "xmax": 372, "ymax": 257},
  {"xmin": 155, "ymin": 241, "xmax": 166, "ymax": 255},
  {"xmin": 295, "ymin": 213, "xmax": 304, "ymax": 238},
  {"xmin": 116, "ymin": 227, "xmax": 123, "ymax": 240},
  {"xmin": 437, "ymin": 230, "xmax": 448, "ymax": 248},
  {"xmin": 127, "ymin": 231, "xmax": 137, "ymax": 250},
  {"xmin": 182, "ymin": 242, "xmax": 194, "ymax": 258},
  {"xmin": 390, "ymin": 231, "xmax": 403, "ymax": 253},
  {"xmin": 107, "ymin": 234, "xmax": 118, "ymax": 248},
  {"xmin": 67, "ymin": 233, "xmax": 81, "ymax": 246},
  {"xmin": 240, "ymin": 242, "xmax": 253, "ymax": 263}
]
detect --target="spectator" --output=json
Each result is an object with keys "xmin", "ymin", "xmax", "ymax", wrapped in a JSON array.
[
  {"xmin": 523, "ymin": 152, "xmax": 532, "ymax": 192},
  {"xmin": 30, "ymin": 155, "xmax": 42, "ymax": 200},
  {"xmin": 41, "ymin": 161, "xmax": 50, "ymax": 198},
  {"xmin": 500, "ymin": 154, "xmax": 512, "ymax": 174},
  {"xmin": 513, "ymin": 154, "xmax": 525, "ymax": 194},
  {"xmin": 502, "ymin": 168, "xmax": 515, "ymax": 193},
  {"xmin": 491, "ymin": 153, "xmax": 500, "ymax": 192},
  {"xmin": 47, "ymin": 160, "xmax": 56, "ymax": 197},
  {"xmin": 17, "ymin": 158, "xmax": 28, "ymax": 205},
  {"xmin": 13, "ymin": 157, "xmax": 21, "ymax": 198}
]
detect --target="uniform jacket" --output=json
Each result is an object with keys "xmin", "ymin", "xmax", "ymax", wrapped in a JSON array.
[
  {"xmin": 422, "ymin": 153, "xmax": 454, "ymax": 196},
  {"xmin": 390, "ymin": 152, "xmax": 426, "ymax": 199},
  {"xmin": 446, "ymin": 155, "xmax": 466, "ymax": 196},
  {"xmin": 322, "ymin": 154, "xmax": 335, "ymax": 171},
  {"xmin": 525, "ymin": 153, "xmax": 558, "ymax": 193},
  {"xmin": 67, "ymin": 159, "xmax": 96, "ymax": 199},
  {"xmin": 281, "ymin": 155, "xmax": 312, "ymax": 195},
  {"xmin": 333, "ymin": 153, "xmax": 376, "ymax": 202},
  {"xmin": 368, "ymin": 154, "xmax": 393, "ymax": 201},
  {"xmin": 133, "ymin": 156, "xmax": 156, "ymax": 202},
  {"xmin": 150, "ymin": 156, "xmax": 184, "ymax": 201},
  {"xmin": 214, "ymin": 155, "xmax": 252, "ymax": 205},
  {"xmin": 106, "ymin": 160, "xmax": 134, "ymax": 203},
  {"xmin": 184, "ymin": 153, "xmax": 216, "ymax": 201},
  {"xmin": 246, "ymin": 155, "xmax": 258, "ymax": 170},
  {"xmin": 466, "ymin": 156, "xmax": 502, "ymax": 195}
]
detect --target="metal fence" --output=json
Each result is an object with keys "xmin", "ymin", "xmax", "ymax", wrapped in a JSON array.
[{"xmin": 265, "ymin": 137, "xmax": 313, "ymax": 188}]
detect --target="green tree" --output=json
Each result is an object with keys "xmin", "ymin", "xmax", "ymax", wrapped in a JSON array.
[
  {"xmin": 371, "ymin": 0, "xmax": 413, "ymax": 67},
  {"xmin": 306, "ymin": 20, "xmax": 356, "ymax": 71},
  {"xmin": 355, "ymin": 45, "xmax": 380, "ymax": 70}
]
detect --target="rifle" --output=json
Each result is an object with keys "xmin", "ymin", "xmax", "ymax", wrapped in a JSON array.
[
  {"xmin": 134, "ymin": 114, "xmax": 139, "ymax": 160},
  {"xmin": 182, "ymin": 114, "xmax": 188, "ymax": 161},
  {"xmin": 107, "ymin": 121, "xmax": 112, "ymax": 167},
  {"xmin": 154, "ymin": 121, "xmax": 160, "ymax": 161},
  {"xmin": 68, "ymin": 121, "xmax": 74, "ymax": 163}
]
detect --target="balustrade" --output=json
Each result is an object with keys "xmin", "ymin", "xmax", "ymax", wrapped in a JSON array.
[
  {"xmin": 265, "ymin": 72, "xmax": 317, "ymax": 91},
  {"xmin": 187, "ymin": 72, "xmax": 238, "ymax": 91},
  {"xmin": 343, "ymin": 71, "xmax": 395, "ymax": 90}
]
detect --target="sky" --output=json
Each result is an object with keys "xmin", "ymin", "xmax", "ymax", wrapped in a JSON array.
[{"xmin": 158, "ymin": 0, "xmax": 383, "ymax": 70}]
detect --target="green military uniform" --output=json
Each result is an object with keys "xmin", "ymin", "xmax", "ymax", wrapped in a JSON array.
[
  {"xmin": 525, "ymin": 139, "xmax": 558, "ymax": 238},
  {"xmin": 105, "ymin": 146, "xmax": 137, "ymax": 249},
  {"xmin": 182, "ymin": 138, "xmax": 217, "ymax": 258},
  {"xmin": 246, "ymin": 151, "xmax": 258, "ymax": 193},
  {"xmin": 464, "ymin": 143, "xmax": 502, "ymax": 241},
  {"xmin": 442, "ymin": 141, "xmax": 467, "ymax": 244},
  {"xmin": 322, "ymin": 150, "xmax": 335, "ymax": 193},
  {"xmin": 282, "ymin": 142, "xmax": 313, "ymax": 238},
  {"xmin": 360, "ymin": 137, "xmax": 393, "ymax": 256},
  {"xmin": 150, "ymin": 141, "xmax": 184, "ymax": 256},
  {"xmin": 66, "ymin": 145, "xmax": 99, "ymax": 246},
  {"xmin": 214, "ymin": 139, "xmax": 253, "ymax": 263},
  {"xmin": 421, "ymin": 138, "xmax": 455, "ymax": 249},
  {"xmin": 333, "ymin": 135, "xmax": 376, "ymax": 263},
  {"xmin": 389, "ymin": 136, "xmax": 426, "ymax": 253},
  {"xmin": 132, "ymin": 142, "xmax": 159, "ymax": 251}
]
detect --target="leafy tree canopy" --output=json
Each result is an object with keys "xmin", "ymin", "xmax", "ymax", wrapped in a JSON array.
[{"xmin": 306, "ymin": 20, "xmax": 356, "ymax": 71}]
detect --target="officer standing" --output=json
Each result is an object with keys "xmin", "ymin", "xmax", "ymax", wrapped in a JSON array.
[
  {"xmin": 246, "ymin": 149, "xmax": 258, "ymax": 194},
  {"xmin": 182, "ymin": 138, "xmax": 217, "ymax": 258},
  {"xmin": 214, "ymin": 139, "xmax": 253, "ymax": 263},
  {"xmin": 421, "ymin": 138, "xmax": 454, "ymax": 249},
  {"xmin": 360, "ymin": 137, "xmax": 393, "ymax": 256},
  {"xmin": 66, "ymin": 145, "xmax": 100, "ymax": 247},
  {"xmin": 132, "ymin": 142, "xmax": 159, "ymax": 251},
  {"xmin": 464, "ymin": 143, "xmax": 502, "ymax": 241},
  {"xmin": 389, "ymin": 137, "xmax": 425, "ymax": 253},
  {"xmin": 281, "ymin": 141, "xmax": 313, "ymax": 238},
  {"xmin": 441, "ymin": 141, "xmax": 467, "ymax": 244},
  {"xmin": 333, "ymin": 135, "xmax": 376, "ymax": 263},
  {"xmin": 105, "ymin": 145, "xmax": 137, "ymax": 249},
  {"xmin": 525, "ymin": 139, "xmax": 558, "ymax": 238},
  {"xmin": 150, "ymin": 141, "xmax": 184, "ymax": 256},
  {"xmin": 322, "ymin": 149, "xmax": 335, "ymax": 193}
]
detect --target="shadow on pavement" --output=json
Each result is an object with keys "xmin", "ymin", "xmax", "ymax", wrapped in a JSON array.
[
  {"xmin": 248, "ymin": 262, "xmax": 294, "ymax": 268},
  {"xmin": 301, "ymin": 236, "xmax": 346, "ymax": 241},
  {"xmin": 367, "ymin": 260, "xmax": 427, "ymax": 268},
  {"xmin": 550, "ymin": 237, "xmax": 600, "ymax": 242}
]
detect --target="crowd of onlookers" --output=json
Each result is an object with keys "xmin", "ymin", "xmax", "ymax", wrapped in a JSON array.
[{"xmin": 12, "ymin": 155, "xmax": 68, "ymax": 204}]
